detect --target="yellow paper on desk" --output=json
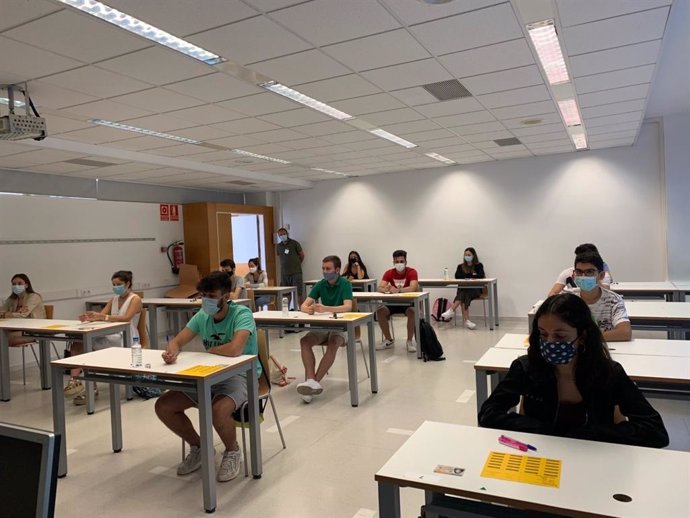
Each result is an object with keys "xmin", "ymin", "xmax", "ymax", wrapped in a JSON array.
[
  {"xmin": 398, "ymin": 293, "xmax": 419, "ymax": 297},
  {"xmin": 41, "ymin": 324, "xmax": 68, "ymax": 329},
  {"xmin": 176, "ymin": 365, "xmax": 225, "ymax": 376},
  {"xmin": 337, "ymin": 313, "xmax": 362, "ymax": 319},
  {"xmin": 522, "ymin": 336, "xmax": 529, "ymax": 346},
  {"xmin": 481, "ymin": 451, "xmax": 561, "ymax": 488}
]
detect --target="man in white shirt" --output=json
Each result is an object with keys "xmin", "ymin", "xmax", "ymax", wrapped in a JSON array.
[
  {"xmin": 548, "ymin": 243, "xmax": 613, "ymax": 297},
  {"xmin": 572, "ymin": 252, "xmax": 631, "ymax": 342}
]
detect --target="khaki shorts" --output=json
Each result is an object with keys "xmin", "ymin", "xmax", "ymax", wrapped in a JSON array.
[{"xmin": 304, "ymin": 330, "xmax": 346, "ymax": 347}]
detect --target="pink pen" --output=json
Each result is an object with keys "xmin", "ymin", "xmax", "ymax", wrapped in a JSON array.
[{"xmin": 498, "ymin": 434, "xmax": 535, "ymax": 452}]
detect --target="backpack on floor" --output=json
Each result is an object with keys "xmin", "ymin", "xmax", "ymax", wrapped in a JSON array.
[
  {"xmin": 431, "ymin": 297, "xmax": 451, "ymax": 322},
  {"xmin": 419, "ymin": 319, "xmax": 446, "ymax": 362}
]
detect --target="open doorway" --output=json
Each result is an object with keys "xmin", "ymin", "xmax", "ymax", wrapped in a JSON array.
[{"xmin": 228, "ymin": 213, "xmax": 266, "ymax": 277}]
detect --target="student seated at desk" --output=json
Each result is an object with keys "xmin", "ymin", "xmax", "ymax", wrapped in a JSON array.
[
  {"xmin": 243, "ymin": 257, "xmax": 270, "ymax": 309},
  {"xmin": 573, "ymin": 251, "xmax": 631, "ymax": 342},
  {"xmin": 63, "ymin": 270, "xmax": 141, "ymax": 405},
  {"xmin": 441, "ymin": 247, "xmax": 485, "ymax": 329},
  {"xmin": 377, "ymin": 249, "xmax": 419, "ymax": 353},
  {"xmin": 296, "ymin": 255, "xmax": 353, "ymax": 403},
  {"xmin": 341, "ymin": 250, "xmax": 369, "ymax": 281},
  {"xmin": 0, "ymin": 273, "xmax": 47, "ymax": 345},
  {"xmin": 548, "ymin": 243, "xmax": 613, "ymax": 296},
  {"xmin": 479, "ymin": 293, "xmax": 669, "ymax": 448},
  {"xmin": 219, "ymin": 258, "xmax": 243, "ymax": 300},
  {"xmin": 156, "ymin": 271, "xmax": 259, "ymax": 483}
]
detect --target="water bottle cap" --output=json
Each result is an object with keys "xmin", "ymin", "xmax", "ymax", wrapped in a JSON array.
[{"xmin": 133, "ymin": 337, "xmax": 140, "ymax": 344}]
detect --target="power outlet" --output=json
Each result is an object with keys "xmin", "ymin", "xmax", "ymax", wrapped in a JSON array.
[{"xmin": 78, "ymin": 288, "xmax": 92, "ymax": 298}]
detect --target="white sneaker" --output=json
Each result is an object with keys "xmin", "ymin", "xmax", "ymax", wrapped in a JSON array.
[
  {"xmin": 217, "ymin": 449, "xmax": 241, "ymax": 482},
  {"xmin": 376, "ymin": 339, "xmax": 395, "ymax": 351},
  {"xmin": 406, "ymin": 340, "xmax": 417, "ymax": 353},
  {"xmin": 296, "ymin": 378, "xmax": 323, "ymax": 396},
  {"xmin": 464, "ymin": 320, "xmax": 477, "ymax": 330},
  {"xmin": 177, "ymin": 445, "xmax": 206, "ymax": 476},
  {"xmin": 301, "ymin": 394, "xmax": 313, "ymax": 404},
  {"xmin": 441, "ymin": 309, "xmax": 454, "ymax": 320}
]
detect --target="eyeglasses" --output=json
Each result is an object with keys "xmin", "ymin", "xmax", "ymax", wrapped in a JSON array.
[{"xmin": 573, "ymin": 268, "xmax": 599, "ymax": 276}]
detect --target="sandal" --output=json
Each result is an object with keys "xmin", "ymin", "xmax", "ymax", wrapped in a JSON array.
[
  {"xmin": 73, "ymin": 387, "xmax": 99, "ymax": 406},
  {"xmin": 64, "ymin": 378, "xmax": 84, "ymax": 398}
]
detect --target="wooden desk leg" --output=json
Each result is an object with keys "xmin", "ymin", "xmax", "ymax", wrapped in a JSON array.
[
  {"xmin": 52, "ymin": 365, "xmax": 67, "ymax": 477},
  {"xmin": 246, "ymin": 360, "xmax": 263, "ymax": 478},
  {"xmin": 368, "ymin": 317, "xmax": 378, "ymax": 394},
  {"xmin": 110, "ymin": 383, "xmax": 122, "ymax": 453},
  {"xmin": 346, "ymin": 322, "xmax": 359, "ymax": 407},
  {"xmin": 378, "ymin": 481, "xmax": 401, "ymax": 518},
  {"xmin": 197, "ymin": 379, "xmax": 216, "ymax": 513}
]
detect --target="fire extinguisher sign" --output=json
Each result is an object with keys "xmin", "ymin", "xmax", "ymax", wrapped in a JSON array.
[
  {"xmin": 170, "ymin": 204, "xmax": 179, "ymax": 221},
  {"xmin": 160, "ymin": 204, "xmax": 169, "ymax": 221}
]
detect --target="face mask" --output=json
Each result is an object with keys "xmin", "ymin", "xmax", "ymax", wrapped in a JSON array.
[
  {"xmin": 323, "ymin": 271, "xmax": 338, "ymax": 282},
  {"xmin": 464, "ymin": 255, "xmax": 473, "ymax": 263},
  {"xmin": 574, "ymin": 276, "xmax": 598, "ymax": 292},
  {"xmin": 202, "ymin": 297, "xmax": 222, "ymax": 316},
  {"xmin": 112, "ymin": 285, "xmax": 126, "ymax": 296},
  {"xmin": 12, "ymin": 285, "xmax": 26, "ymax": 295},
  {"xmin": 539, "ymin": 337, "xmax": 578, "ymax": 365},
  {"xmin": 249, "ymin": 267, "xmax": 257, "ymax": 274},
  {"xmin": 394, "ymin": 263, "xmax": 405, "ymax": 273},
  {"xmin": 278, "ymin": 235, "xmax": 287, "ymax": 243},
  {"xmin": 349, "ymin": 257, "xmax": 357, "ymax": 263}
]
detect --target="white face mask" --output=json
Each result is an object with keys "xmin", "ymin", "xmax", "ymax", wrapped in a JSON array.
[
  {"xmin": 394, "ymin": 263, "xmax": 406, "ymax": 273},
  {"xmin": 249, "ymin": 267, "xmax": 257, "ymax": 274}
]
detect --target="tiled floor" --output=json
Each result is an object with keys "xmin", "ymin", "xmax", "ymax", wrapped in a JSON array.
[{"xmin": 4, "ymin": 319, "xmax": 689, "ymax": 518}]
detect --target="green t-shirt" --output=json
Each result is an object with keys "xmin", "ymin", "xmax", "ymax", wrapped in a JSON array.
[
  {"xmin": 308, "ymin": 276, "xmax": 353, "ymax": 307},
  {"xmin": 186, "ymin": 303, "xmax": 261, "ymax": 376}
]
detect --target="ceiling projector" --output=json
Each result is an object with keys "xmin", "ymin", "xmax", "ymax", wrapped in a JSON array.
[{"xmin": 0, "ymin": 83, "xmax": 46, "ymax": 141}]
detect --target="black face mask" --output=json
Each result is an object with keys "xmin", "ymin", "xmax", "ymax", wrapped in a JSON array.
[{"xmin": 349, "ymin": 257, "xmax": 357, "ymax": 263}]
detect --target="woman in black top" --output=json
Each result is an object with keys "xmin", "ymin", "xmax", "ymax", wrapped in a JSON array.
[
  {"xmin": 441, "ymin": 247, "xmax": 485, "ymax": 329},
  {"xmin": 478, "ymin": 293, "xmax": 669, "ymax": 448},
  {"xmin": 341, "ymin": 251, "xmax": 369, "ymax": 283}
]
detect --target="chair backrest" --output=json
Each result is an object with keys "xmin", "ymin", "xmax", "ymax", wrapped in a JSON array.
[{"xmin": 44, "ymin": 304, "xmax": 54, "ymax": 319}]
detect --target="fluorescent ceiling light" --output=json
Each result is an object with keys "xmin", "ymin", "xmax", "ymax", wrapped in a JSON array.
[
  {"xmin": 424, "ymin": 152, "xmax": 456, "ymax": 165},
  {"xmin": 0, "ymin": 191, "xmax": 25, "ymax": 196},
  {"xmin": 232, "ymin": 149, "xmax": 290, "ymax": 164},
  {"xmin": 259, "ymin": 81, "xmax": 353, "ymax": 121},
  {"xmin": 527, "ymin": 20, "xmax": 569, "ymax": 85},
  {"xmin": 369, "ymin": 129, "xmax": 417, "ymax": 149},
  {"xmin": 572, "ymin": 133, "xmax": 588, "ymax": 150},
  {"xmin": 312, "ymin": 168, "xmax": 349, "ymax": 177},
  {"xmin": 89, "ymin": 119, "xmax": 201, "ymax": 144},
  {"xmin": 557, "ymin": 99, "xmax": 582, "ymax": 127},
  {"xmin": 0, "ymin": 97, "xmax": 26, "ymax": 108},
  {"xmin": 55, "ymin": 0, "xmax": 225, "ymax": 65}
]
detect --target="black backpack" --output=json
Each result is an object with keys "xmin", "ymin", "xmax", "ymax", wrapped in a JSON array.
[{"xmin": 419, "ymin": 319, "xmax": 445, "ymax": 362}]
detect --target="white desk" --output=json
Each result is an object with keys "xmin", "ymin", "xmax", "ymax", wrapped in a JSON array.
[
  {"xmin": 253, "ymin": 310, "xmax": 377, "ymax": 407},
  {"xmin": 610, "ymin": 281, "xmax": 685, "ymax": 302},
  {"xmin": 353, "ymin": 292, "xmax": 431, "ymax": 359},
  {"xmin": 51, "ymin": 348, "xmax": 260, "ymax": 514},
  {"xmin": 304, "ymin": 278, "xmax": 378, "ymax": 292},
  {"xmin": 376, "ymin": 421, "xmax": 690, "ymax": 518},
  {"xmin": 474, "ymin": 346, "xmax": 690, "ymax": 408},
  {"xmin": 418, "ymin": 278, "xmax": 499, "ymax": 329},
  {"xmin": 0, "ymin": 318, "xmax": 129, "ymax": 404}
]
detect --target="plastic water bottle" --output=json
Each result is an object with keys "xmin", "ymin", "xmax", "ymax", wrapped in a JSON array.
[
  {"xmin": 443, "ymin": 267, "xmax": 449, "ymax": 281},
  {"xmin": 131, "ymin": 336, "xmax": 142, "ymax": 367},
  {"xmin": 282, "ymin": 297, "xmax": 289, "ymax": 316}
]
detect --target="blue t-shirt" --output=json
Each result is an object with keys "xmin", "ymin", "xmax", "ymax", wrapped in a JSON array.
[{"xmin": 186, "ymin": 303, "xmax": 261, "ymax": 376}]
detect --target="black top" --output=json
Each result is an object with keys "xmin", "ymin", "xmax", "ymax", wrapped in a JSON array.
[
  {"xmin": 341, "ymin": 263, "xmax": 368, "ymax": 280},
  {"xmin": 478, "ymin": 355, "xmax": 669, "ymax": 448},
  {"xmin": 454, "ymin": 262, "xmax": 485, "ymax": 279}
]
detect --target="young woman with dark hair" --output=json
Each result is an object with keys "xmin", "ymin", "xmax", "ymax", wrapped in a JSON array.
[
  {"xmin": 0, "ymin": 273, "xmax": 47, "ymax": 345},
  {"xmin": 341, "ymin": 250, "xmax": 369, "ymax": 281},
  {"xmin": 441, "ymin": 247, "xmax": 486, "ymax": 329}
]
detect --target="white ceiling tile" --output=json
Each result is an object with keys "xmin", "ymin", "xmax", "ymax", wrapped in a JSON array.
[
  {"xmin": 246, "ymin": 128, "xmax": 307, "ymax": 143},
  {"xmin": 490, "ymin": 151, "xmax": 532, "ymax": 160},
  {"xmin": 526, "ymin": 139, "xmax": 574, "ymax": 149},
  {"xmin": 381, "ymin": 0, "xmax": 503, "ymax": 25},
  {"xmin": 587, "ymin": 121, "xmax": 641, "ymax": 135},
  {"xmin": 140, "ymin": 144, "xmax": 201, "ymax": 157},
  {"xmin": 589, "ymin": 130, "xmax": 638, "ymax": 142},
  {"xmin": 361, "ymin": 59, "xmax": 452, "ymax": 91},
  {"xmin": 332, "ymin": 93, "xmax": 405, "ymax": 116},
  {"xmin": 297, "ymin": 75, "xmax": 381, "ymax": 102},
  {"xmin": 562, "ymin": 7, "xmax": 670, "ymax": 55},
  {"xmin": 584, "ymin": 111, "xmax": 644, "ymax": 127},
  {"xmin": 434, "ymin": 111, "xmax": 496, "ymax": 127},
  {"xmin": 58, "ymin": 125, "xmax": 136, "ymax": 144},
  {"xmin": 62, "ymin": 99, "xmax": 154, "ymax": 122},
  {"xmin": 211, "ymin": 117, "xmax": 281, "ymax": 134},
  {"xmin": 399, "ymin": 129, "xmax": 456, "ymax": 142},
  {"xmin": 249, "ymin": 49, "xmax": 350, "ymax": 85},
  {"xmin": 389, "ymin": 87, "xmax": 439, "ymax": 106},
  {"xmin": 476, "ymin": 85, "xmax": 551, "ymax": 109},
  {"xmin": 205, "ymin": 135, "xmax": 266, "ymax": 148},
  {"xmin": 0, "ymin": 36, "xmax": 82, "ymax": 79},
  {"xmin": 531, "ymin": 146, "xmax": 575, "ymax": 155},
  {"xmin": 461, "ymin": 65, "xmax": 544, "ymax": 95},
  {"xmin": 491, "ymin": 100, "xmax": 556, "ymax": 119},
  {"xmin": 557, "ymin": 0, "xmax": 671, "ymax": 27},
  {"xmin": 574, "ymin": 65, "xmax": 655, "ymax": 94},
  {"xmin": 218, "ymin": 92, "xmax": 297, "ymax": 117},
  {"xmin": 414, "ymin": 98, "xmax": 484, "ymax": 118},
  {"xmin": 323, "ymin": 29, "xmax": 430, "ymax": 72},
  {"xmin": 22, "ymin": 162, "xmax": 97, "ymax": 174},
  {"xmin": 93, "ymin": 162, "xmax": 161, "ymax": 176},
  {"xmin": 422, "ymin": 143, "xmax": 475, "ymax": 154},
  {"xmin": 106, "ymin": 0, "xmax": 258, "ymax": 36},
  {"xmin": 0, "ymin": 142, "xmax": 43, "ymax": 156},
  {"xmin": 439, "ymin": 39, "xmax": 535, "ymax": 79},
  {"xmin": 579, "ymin": 84, "xmax": 650, "ymax": 108},
  {"xmin": 462, "ymin": 130, "xmax": 515, "ymax": 143},
  {"xmin": 41, "ymin": 67, "xmax": 151, "ymax": 98},
  {"xmin": 235, "ymin": 143, "xmax": 293, "ymax": 156},
  {"xmin": 410, "ymin": 3, "xmax": 523, "ymax": 55},
  {"xmin": 384, "ymin": 119, "xmax": 441, "ymax": 134},
  {"xmin": 518, "ymin": 132, "xmax": 571, "ymax": 143},
  {"xmin": 569, "ymin": 40, "xmax": 662, "ymax": 77},
  {"xmin": 2, "ymin": 148, "xmax": 83, "ymax": 165},
  {"xmin": 589, "ymin": 139, "xmax": 634, "ymax": 149},
  {"xmin": 112, "ymin": 88, "xmax": 204, "ymax": 112},
  {"xmin": 4, "ymin": 10, "xmax": 148, "ymax": 62},
  {"xmin": 0, "ymin": 0, "xmax": 62, "ymax": 31},
  {"xmin": 188, "ymin": 16, "xmax": 311, "ymax": 66},
  {"xmin": 321, "ymin": 131, "xmax": 380, "ymax": 144},
  {"xmin": 244, "ymin": 0, "xmax": 305, "ymax": 12},
  {"xmin": 451, "ymin": 121, "xmax": 507, "ymax": 136},
  {"xmin": 293, "ymin": 120, "xmax": 354, "ymax": 137},
  {"xmin": 501, "ymin": 112, "xmax": 562, "ymax": 129},
  {"xmin": 29, "ymin": 81, "xmax": 100, "ymax": 109},
  {"xmin": 338, "ymin": 139, "xmax": 396, "ymax": 151},
  {"xmin": 270, "ymin": 0, "xmax": 400, "ymax": 46},
  {"xmin": 165, "ymin": 104, "xmax": 246, "ymax": 125},
  {"xmin": 96, "ymin": 47, "xmax": 212, "ymax": 86},
  {"xmin": 258, "ymin": 109, "xmax": 331, "ymax": 128},
  {"xmin": 164, "ymin": 73, "xmax": 262, "ymax": 103},
  {"xmin": 121, "ymin": 114, "xmax": 195, "ymax": 132},
  {"xmin": 277, "ymin": 138, "xmax": 333, "ymax": 150},
  {"xmin": 511, "ymin": 122, "xmax": 568, "ymax": 136},
  {"xmin": 580, "ymin": 99, "xmax": 646, "ymax": 119},
  {"xmin": 43, "ymin": 114, "xmax": 93, "ymax": 134},
  {"xmin": 107, "ymin": 136, "xmax": 182, "ymax": 151},
  {"xmin": 364, "ymin": 108, "xmax": 425, "ymax": 126}
]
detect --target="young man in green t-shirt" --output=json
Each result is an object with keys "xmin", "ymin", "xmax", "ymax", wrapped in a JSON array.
[
  {"xmin": 156, "ymin": 272, "xmax": 259, "ymax": 483},
  {"xmin": 296, "ymin": 255, "xmax": 353, "ymax": 403}
]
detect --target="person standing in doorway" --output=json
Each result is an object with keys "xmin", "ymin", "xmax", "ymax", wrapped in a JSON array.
[{"xmin": 276, "ymin": 227, "xmax": 305, "ymax": 308}]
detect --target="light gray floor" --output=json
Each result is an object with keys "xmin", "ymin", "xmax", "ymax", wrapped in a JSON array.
[{"xmin": 4, "ymin": 319, "xmax": 689, "ymax": 518}]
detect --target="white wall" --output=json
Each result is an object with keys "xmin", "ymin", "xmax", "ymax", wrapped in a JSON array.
[{"xmin": 277, "ymin": 122, "xmax": 666, "ymax": 318}]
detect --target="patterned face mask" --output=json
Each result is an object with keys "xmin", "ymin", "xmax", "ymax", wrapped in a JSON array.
[{"xmin": 539, "ymin": 337, "xmax": 578, "ymax": 365}]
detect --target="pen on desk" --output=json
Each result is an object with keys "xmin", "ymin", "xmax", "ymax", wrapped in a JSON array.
[{"xmin": 499, "ymin": 434, "xmax": 537, "ymax": 452}]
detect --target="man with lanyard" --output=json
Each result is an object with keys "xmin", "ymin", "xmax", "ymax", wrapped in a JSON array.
[
  {"xmin": 276, "ymin": 227, "xmax": 305, "ymax": 308},
  {"xmin": 296, "ymin": 255, "xmax": 353, "ymax": 403},
  {"xmin": 155, "ymin": 272, "xmax": 259, "ymax": 483}
]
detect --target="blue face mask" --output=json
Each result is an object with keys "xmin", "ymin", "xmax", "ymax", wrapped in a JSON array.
[
  {"xmin": 574, "ymin": 276, "xmax": 598, "ymax": 292},
  {"xmin": 112, "ymin": 285, "xmax": 126, "ymax": 296},
  {"xmin": 323, "ymin": 271, "xmax": 338, "ymax": 282},
  {"xmin": 464, "ymin": 255, "xmax": 473, "ymax": 263},
  {"xmin": 539, "ymin": 337, "xmax": 578, "ymax": 365},
  {"xmin": 278, "ymin": 234, "xmax": 288, "ymax": 243},
  {"xmin": 202, "ymin": 297, "xmax": 222, "ymax": 316},
  {"xmin": 12, "ymin": 284, "xmax": 26, "ymax": 295}
]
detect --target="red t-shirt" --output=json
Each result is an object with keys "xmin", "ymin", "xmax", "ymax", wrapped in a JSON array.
[{"xmin": 382, "ymin": 267, "xmax": 418, "ymax": 288}]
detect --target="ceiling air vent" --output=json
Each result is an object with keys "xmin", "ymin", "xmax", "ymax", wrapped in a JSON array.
[
  {"xmin": 226, "ymin": 180, "xmax": 255, "ymax": 186},
  {"xmin": 422, "ymin": 79, "xmax": 472, "ymax": 101},
  {"xmin": 494, "ymin": 137, "xmax": 522, "ymax": 147},
  {"xmin": 64, "ymin": 158, "xmax": 118, "ymax": 167}
]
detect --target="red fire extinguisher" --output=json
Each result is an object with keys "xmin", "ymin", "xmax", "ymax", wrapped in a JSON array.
[{"xmin": 167, "ymin": 241, "xmax": 184, "ymax": 274}]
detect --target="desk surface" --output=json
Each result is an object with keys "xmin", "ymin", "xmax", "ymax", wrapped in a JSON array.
[
  {"xmin": 610, "ymin": 281, "xmax": 681, "ymax": 292},
  {"xmin": 625, "ymin": 300, "xmax": 690, "ymax": 319},
  {"xmin": 0, "ymin": 318, "xmax": 128, "ymax": 334},
  {"xmin": 51, "ymin": 347, "xmax": 255, "ymax": 379},
  {"xmin": 253, "ymin": 310, "xmax": 371, "ymax": 324},
  {"xmin": 353, "ymin": 291, "xmax": 427, "ymax": 300},
  {"xmin": 86, "ymin": 297, "xmax": 250, "ymax": 307},
  {"xmin": 375, "ymin": 421, "xmax": 690, "ymax": 518}
]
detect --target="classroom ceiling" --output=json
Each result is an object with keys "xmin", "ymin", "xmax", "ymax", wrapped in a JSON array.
[{"xmin": 0, "ymin": 0, "xmax": 682, "ymax": 193}]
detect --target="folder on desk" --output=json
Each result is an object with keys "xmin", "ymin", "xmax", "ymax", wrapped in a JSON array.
[
  {"xmin": 481, "ymin": 451, "xmax": 561, "ymax": 488},
  {"xmin": 176, "ymin": 365, "xmax": 226, "ymax": 376}
]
